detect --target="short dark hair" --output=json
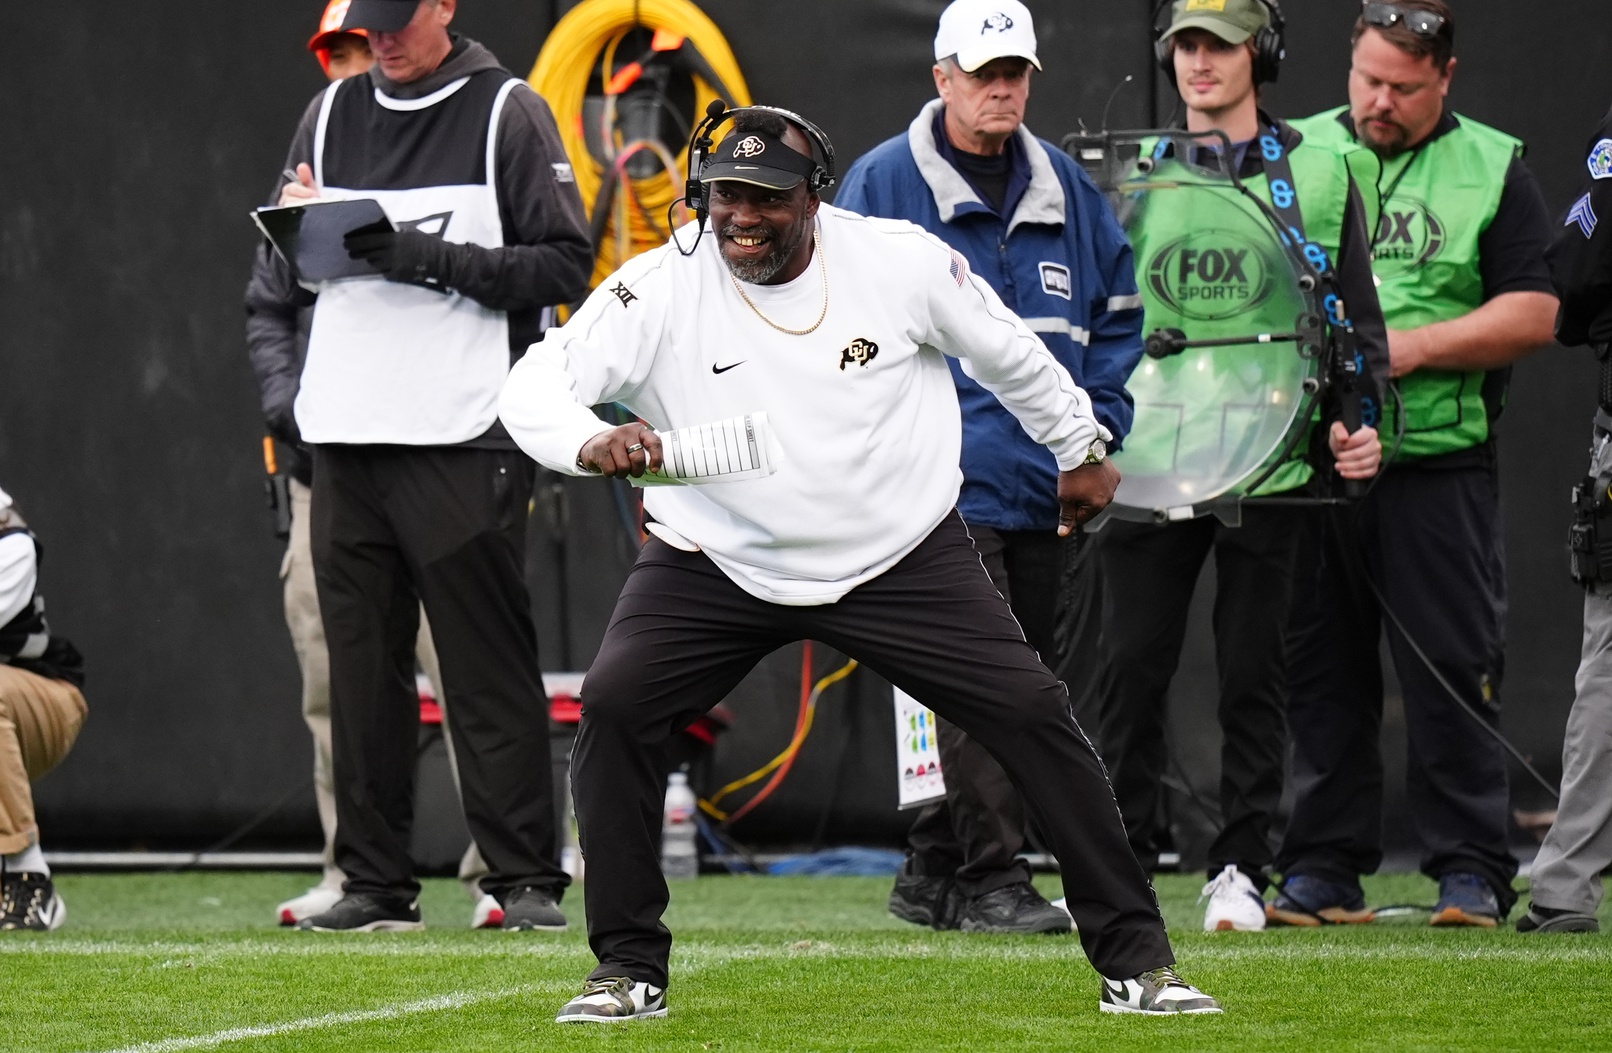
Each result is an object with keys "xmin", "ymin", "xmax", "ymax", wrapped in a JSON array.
[
  {"xmin": 730, "ymin": 110, "xmax": 791, "ymax": 142},
  {"xmin": 1352, "ymin": 0, "xmax": 1455, "ymax": 71}
]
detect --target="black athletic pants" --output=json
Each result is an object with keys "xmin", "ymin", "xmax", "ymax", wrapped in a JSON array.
[
  {"xmin": 575, "ymin": 512, "xmax": 1172, "ymax": 989},
  {"xmin": 905, "ymin": 524, "xmax": 1079, "ymax": 897},
  {"xmin": 1277, "ymin": 456, "xmax": 1517, "ymax": 912},
  {"xmin": 1094, "ymin": 506, "xmax": 1305, "ymax": 889},
  {"xmin": 310, "ymin": 445, "xmax": 568, "ymax": 903}
]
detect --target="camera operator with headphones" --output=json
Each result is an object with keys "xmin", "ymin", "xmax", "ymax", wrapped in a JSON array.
[
  {"xmin": 500, "ymin": 104, "xmax": 1222, "ymax": 1021},
  {"xmin": 1272, "ymin": 0, "xmax": 1558, "ymax": 930},
  {"xmin": 1092, "ymin": 0, "xmax": 1386, "ymax": 934},
  {"xmin": 835, "ymin": 0, "xmax": 1143, "ymax": 939}
]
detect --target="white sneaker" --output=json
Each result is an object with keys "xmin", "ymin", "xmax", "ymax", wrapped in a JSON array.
[
  {"xmin": 470, "ymin": 893, "xmax": 505, "ymax": 929},
  {"xmin": 555, "ymin": 977, "xmax": 668, "ymax": 1023},
  {"xmin": 1100, "ymin": 967, "xmax": 1222, "ymax": 1014},
  {"xmin": 1048, "ymin": 896, "xmax": 1079, "ymax": 932},
  {"xmin": 276, "ymin": 885, "xmax": 344, "ymax": 926},
  {"xmin": 1201, "ymin": 865, "xmax": 1266, "ymax": 932}
]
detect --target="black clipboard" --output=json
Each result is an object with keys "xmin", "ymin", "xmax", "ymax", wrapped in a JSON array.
[{"xmin": 252, "ymin": 199, "xmax": 395, "ymax": 283}]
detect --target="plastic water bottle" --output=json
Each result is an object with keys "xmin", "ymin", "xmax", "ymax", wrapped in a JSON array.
[{"xmin": 661, "ymin": 772, "xmax": 699, "ymax": 880}]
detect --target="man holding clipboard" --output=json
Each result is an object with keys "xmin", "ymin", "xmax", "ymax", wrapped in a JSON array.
[{"xmin": 257, "ymin": 0, "xmax": 591, "ymax": 933}]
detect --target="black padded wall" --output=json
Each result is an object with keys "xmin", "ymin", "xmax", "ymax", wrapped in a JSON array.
[{"xmin": 4, "ymin": 0, "xmax": 1608, "ymax": 850}]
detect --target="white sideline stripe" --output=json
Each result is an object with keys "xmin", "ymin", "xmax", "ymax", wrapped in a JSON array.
[{"xmin": 93, "ymin": 985, "xmax": 536, "ymax": 1053}]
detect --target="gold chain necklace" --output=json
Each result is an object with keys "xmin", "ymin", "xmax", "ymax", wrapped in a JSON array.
[{"xmin": 728, "ymin": 228, "xmax": 827, "ymax": 336}]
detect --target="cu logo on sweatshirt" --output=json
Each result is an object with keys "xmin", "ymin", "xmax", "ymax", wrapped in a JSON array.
[{"xmin": 840, "ymin": 338, "xmax": 879, "ymax": 371}]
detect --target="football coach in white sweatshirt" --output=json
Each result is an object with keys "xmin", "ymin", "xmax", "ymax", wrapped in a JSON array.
[{"xmin": 500, "ymin": 109, "xmax": 1220, "ymax": 1022}]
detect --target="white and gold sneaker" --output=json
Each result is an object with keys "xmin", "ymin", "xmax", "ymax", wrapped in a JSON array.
[
  {"xmin": 555, "ymin": 976, "xmax": 668, "ymax": 1023},
  {"xmin": 1099, "ymin": 967, "xmax": 1222, "ymax": 1015}
]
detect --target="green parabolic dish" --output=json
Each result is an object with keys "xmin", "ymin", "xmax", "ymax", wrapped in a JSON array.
[{"xmin": 1111, "ymin": 158, "xmax": 1319, "ymax": 514}]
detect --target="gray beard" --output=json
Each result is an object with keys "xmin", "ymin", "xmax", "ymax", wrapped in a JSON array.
[{"xmin": 720, "ymin": 222, "xmax": 807, "ymax": 285}]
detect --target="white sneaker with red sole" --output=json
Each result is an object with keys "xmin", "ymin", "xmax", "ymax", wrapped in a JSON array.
[
  {"xmin": 276, "ymin": 886, "xmax": 343, "ymax": 927},
  {"xmin": 471, "ymin": 893, "xmax": 505, "ymax": 929}
]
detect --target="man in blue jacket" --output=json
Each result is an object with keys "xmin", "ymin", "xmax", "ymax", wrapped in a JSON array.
[{"xmin": 837, "ymin": 0, "xmax": 1144, "ymax": 934}]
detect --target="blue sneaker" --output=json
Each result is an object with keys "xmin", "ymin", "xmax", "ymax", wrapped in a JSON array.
[
  {"xmin": 1265, "ymin": 875, "xmax": 1374, "ymax": 927},
  {"xmin": 1430, "ymin": 872, "xmax": 1499, "ymax": 928}
]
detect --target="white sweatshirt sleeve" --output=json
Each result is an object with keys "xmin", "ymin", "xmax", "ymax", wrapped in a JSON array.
[
  {"xmin": 0, "ymin": 532, "xmax": 38, "ymax": 628},
  {"xmin": 918, "ymin": 237, "xmax": 1109, "ymax": 471},
  {"xmin": 498, "ymin": 250, "xmax": 674, "ymax": 475}
]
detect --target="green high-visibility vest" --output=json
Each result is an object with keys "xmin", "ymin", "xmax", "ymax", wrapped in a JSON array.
[
  {"xmin": 1124, "ymin": 129, "xmax": 1376, "ymax": 496},
  {"xmin": 1294, "ymin": 107, "xmax": 1522, "ymax": 459}
]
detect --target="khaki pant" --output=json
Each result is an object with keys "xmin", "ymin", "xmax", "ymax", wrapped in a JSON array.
[
  {"xmin": 283, "ymin": 478, "xmax": 486, "ymax": 894},
  {"xmin": 0, "ymin": 665, "xmax": 87, "ymax": 855}
]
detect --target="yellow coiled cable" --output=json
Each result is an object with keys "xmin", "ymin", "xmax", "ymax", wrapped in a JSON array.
[{"xmin": 529, "ymin": 0, "xmax": 751, "ymax": 290}]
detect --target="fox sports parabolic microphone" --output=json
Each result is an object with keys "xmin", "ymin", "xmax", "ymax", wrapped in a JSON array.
[{"xmin": 498, "ymin": 105, "xmax": 1223, "ymax": 1023}]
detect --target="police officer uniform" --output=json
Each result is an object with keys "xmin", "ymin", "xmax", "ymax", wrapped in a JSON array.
[{"xmin": 1518, "ymin": 104, "xmax": 1612, "ymax": 933}]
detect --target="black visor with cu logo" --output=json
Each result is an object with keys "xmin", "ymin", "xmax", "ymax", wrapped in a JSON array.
[{"xmin": 699, "ymin": 131, "xmax": 819, "ymax": 191}]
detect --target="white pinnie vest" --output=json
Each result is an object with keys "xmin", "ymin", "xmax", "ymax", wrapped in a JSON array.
[{"xmin": 296, "ymin": 70, "xmax": 520, "ymax": 445}]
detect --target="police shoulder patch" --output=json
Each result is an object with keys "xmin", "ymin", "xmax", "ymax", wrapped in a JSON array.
[{"xmin": 1589, "ymin": 139, "xmax": 1612, "ymax": 181}]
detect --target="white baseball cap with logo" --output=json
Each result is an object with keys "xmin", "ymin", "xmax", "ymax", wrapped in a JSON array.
[{"xmin": 934, "ymin": 0, "xmax": 1041, "ymax": 72}]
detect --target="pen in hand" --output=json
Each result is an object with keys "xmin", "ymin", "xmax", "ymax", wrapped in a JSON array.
[{"xmin": 278, "ymin": 163, "xmax": 320, "ymax": 207}]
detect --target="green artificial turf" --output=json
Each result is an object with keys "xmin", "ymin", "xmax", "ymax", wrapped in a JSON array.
[{"xmin": 7, "ymin": 870, "xmax": 1612, "ymax": 1051}]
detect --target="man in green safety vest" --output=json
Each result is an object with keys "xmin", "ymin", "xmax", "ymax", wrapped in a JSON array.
[
  {"xmin": 1094, "ymin": 0, "xmax": 1386, "ymax": 934},
  {"xmin": 1269, "ymin": 0, "xmax": 1559, "ymax": 929}
]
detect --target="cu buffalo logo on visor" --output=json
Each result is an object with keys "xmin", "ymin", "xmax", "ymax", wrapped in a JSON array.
[
  {"xmin": 734, "ymin": 136, "xmax": 767, "ymax": 159},
  {"xmin": 1146, "ymin": 230, "xmax": 1276, "ymax": 322},
  {"xmin": 982, "ymin": 11, "xmax": 1014, "ymax": 32},
  {"xmin": 1372, "ymin": 196, "xmax": 1446, "ymax": 276},
  {"xmin": 840, "ymin": 338, "xmax": 879, "ymax": 371}
]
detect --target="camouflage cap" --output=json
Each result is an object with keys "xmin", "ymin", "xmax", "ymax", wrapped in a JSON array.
[{"xmin": 1163, "ymin": 0, "xmax": 1272, "ymax": 45}]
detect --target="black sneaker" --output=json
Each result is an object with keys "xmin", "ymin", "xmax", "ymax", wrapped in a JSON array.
[
  {"xmin": 295, "ymin": 892, "xmax": 423, "ymax": 932},
  {"xmin": 500, "ymin": 886, "xmax": 567, "ymax": 931},
  {"xmin": 958, "ymin": 882, "xmax": 1072, "ymax": 934},
  {"xmin": 888, "ymin": 863, "xmax": 962, "ymax": 930},
  {"xmin": 0, "ymin": 872, "xmax": 66, "ymax": 931},
  {"xmin": 1516, "ymin": 901, "xmax": 1599, "ymax": 933}
]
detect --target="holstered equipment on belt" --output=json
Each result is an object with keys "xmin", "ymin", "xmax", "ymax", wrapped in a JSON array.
[{"xmin": 1571, "ymin": 396, "xmax": 1612, "ymax": 586}]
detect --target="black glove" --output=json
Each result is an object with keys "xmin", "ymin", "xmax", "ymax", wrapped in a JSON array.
[{"xmin": 344, "ymin": 228, "xmax": 447, "ymax": 286}]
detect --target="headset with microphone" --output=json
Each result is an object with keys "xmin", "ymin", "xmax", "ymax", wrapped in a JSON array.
[
  {"xmin": 1151, "ymin": 0, "xmax": 1287, "ymax": 86},
  {"xmin": 675, "ymin": 101, "xmax": 837, "ymax": 254}
]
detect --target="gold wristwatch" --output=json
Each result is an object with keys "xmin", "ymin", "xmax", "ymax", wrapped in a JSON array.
[{"xmin": 1081, "ymin": 438, "xmax": 1107, "ymax": 466}]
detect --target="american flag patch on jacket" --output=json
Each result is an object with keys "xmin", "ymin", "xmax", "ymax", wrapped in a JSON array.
[{"xmin": 948, "ymin": 250, "xmax": 969, "ymax": 287}]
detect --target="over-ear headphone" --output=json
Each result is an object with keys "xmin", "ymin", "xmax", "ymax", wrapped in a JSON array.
[
  {"xmin": 683, "ymin": 101, "xmax": 837, "ymax": 223},
  {"xmin": 1151, "ymin": 0, "xmax": 1287, "ymax": 86}
]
